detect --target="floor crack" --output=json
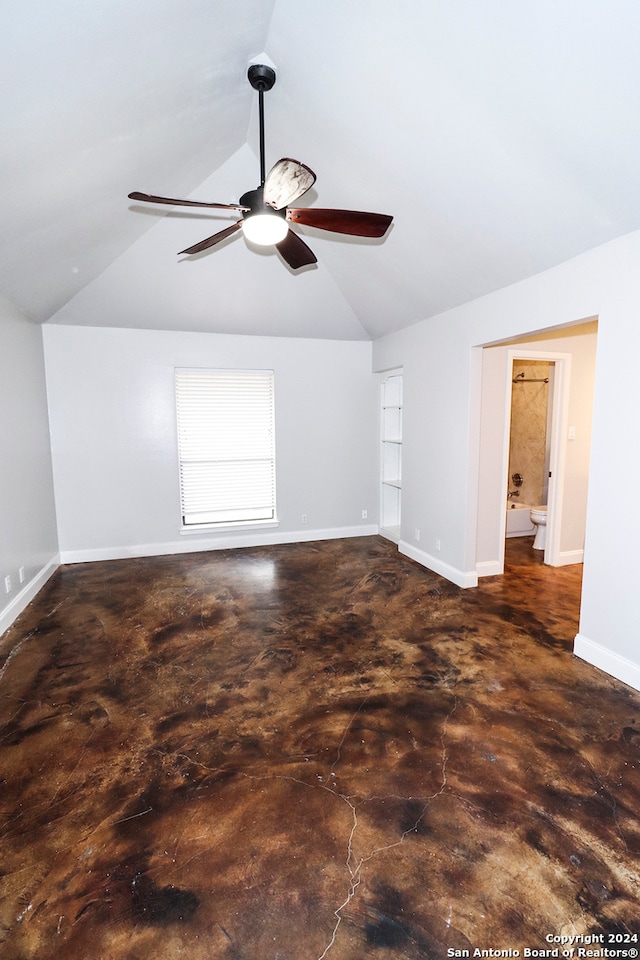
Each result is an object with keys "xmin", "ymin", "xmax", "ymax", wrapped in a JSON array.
[
  {"xmin": 150, "ymin": 699, "xmax": 459, "ymax": 960},
  {"xmin": 316, "ymin": 697, "xmax": 457, "ymax": 959}
]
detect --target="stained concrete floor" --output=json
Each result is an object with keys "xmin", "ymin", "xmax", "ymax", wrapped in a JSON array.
[{"xmin": 1, "ymin": 536, "xmax": 639, "ymax": 959}]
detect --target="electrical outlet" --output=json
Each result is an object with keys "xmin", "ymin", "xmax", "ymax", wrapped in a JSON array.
[
  {"xmin": 415, "ymin": 528, "xmax": 420, "ymax": 542},
  {"xmin": 4, "ymin": 575, "xmax": 11, "ymax": 594},
  {"xmin": 301, "ymin": 514, "xmax": 308, "ymax": 524},
  {"xmin": 19, "ymin": 566, "xmax": 26, "ymax": 584},
  {"xmin": 361, "ymin": 509, "xmax": 367, "ymax": 520},
  {"xmin": 435, "ymin": 538, "xmax": 441, "ymax": 551}
]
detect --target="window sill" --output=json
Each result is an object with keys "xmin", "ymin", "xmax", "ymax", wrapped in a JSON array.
[{"xmin": 180, "ymin": 520, "xmax": 280, "ymax": 535}]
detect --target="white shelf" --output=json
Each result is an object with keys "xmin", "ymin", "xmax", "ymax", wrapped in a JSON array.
[{"xmin": 380, "ymin": 372, "xmax": 403, "ymax": 534}]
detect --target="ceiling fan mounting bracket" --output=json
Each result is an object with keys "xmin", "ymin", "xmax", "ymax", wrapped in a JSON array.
[{"xmin": 248, "ymin": 64, "xmax": 276, "ymax": 92}]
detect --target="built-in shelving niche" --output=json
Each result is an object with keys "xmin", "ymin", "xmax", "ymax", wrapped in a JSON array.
[{"xmin": 380, "ymin": 371, "xmax": 403, "ymax": 543}]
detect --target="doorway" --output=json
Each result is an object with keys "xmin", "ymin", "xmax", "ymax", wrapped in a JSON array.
[
  {"xmin": 475, "ymin": 321, "xmax": 598, "ymax": 580},
  {"xmin": 503, "ymin": 350, "xmax": 570, "ymax": 567}
]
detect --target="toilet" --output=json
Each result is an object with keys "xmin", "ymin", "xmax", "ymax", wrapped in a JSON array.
[{"xmin": 529, "ymin": 506, "xmax": 547, "ymax": 550}]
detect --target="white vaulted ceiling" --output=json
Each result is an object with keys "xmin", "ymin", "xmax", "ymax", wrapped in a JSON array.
[{"xmin": 2, "ymin": 0, "xmax": 640, "ymax": 340}]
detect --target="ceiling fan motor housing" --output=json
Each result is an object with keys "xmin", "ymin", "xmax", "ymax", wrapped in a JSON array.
[{"xmin": 239, "ymin": 187, "xmax": 286, "ymax": 222}]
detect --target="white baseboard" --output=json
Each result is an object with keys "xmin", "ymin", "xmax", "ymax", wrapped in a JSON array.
[
  {"xmin": 476, "ymin": 559, "xmax": 503, "ymax": 578},
  {"xmin": 574, "ymin": 633, "xmax": 640, "ymax": 693},
  {"xmin": 476, "ymin": 550, "xmax": 583, "ymax": 578},
  {"xmin": 556, "ymin": 549, "xmax": 584, "ymax": 566},
  {"xmin": 59, "ymin": 525, "xmax": 380, "ymax": 565},
  {"xmin": 0, "ymin": 555, "xmax": 60, "ymax": 638},
  {"xmin": 399, "ymin": 540, "xmax": 478, "ymax": 588}
]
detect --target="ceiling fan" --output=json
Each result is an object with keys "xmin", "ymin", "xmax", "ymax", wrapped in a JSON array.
[{"xmin": 128, "ymin": 64, "xmax": 393, "ymax": 270}]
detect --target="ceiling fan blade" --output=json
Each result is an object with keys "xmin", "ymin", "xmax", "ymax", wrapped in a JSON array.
[
  {"xmin": 287, "ymin": 208, "xmax": 393, "ymax": 238},
  {"xmin": 179, "ymin": 221, "xmax": 243, "ymax": 256},
  {"xmin": 276, "ymin": 229, "xmax": 317, "ymax": 269},
  {"xmin": 129, "ymin": 191, "xmax": 248, "ymax": 211},
  {"xmin": 263, "ymin": 159, "xmax": 316, "ymax": 210}
]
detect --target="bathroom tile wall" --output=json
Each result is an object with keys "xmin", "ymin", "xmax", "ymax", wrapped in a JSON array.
[{"xmin": 508, "ymin": 360, "xmax": 550, "ymax": 506}]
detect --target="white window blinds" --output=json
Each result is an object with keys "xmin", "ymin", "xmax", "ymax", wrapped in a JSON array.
[{"xmin": 175, "ymin": 368, "xmax": 276, "ymax": 526}]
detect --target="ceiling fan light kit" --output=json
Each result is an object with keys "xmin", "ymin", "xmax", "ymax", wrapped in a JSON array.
[
  {"xmin": 128, "ymin": 65, "xmax": 393, "ymax": 269},
  {"xmin": 238, "ymin": 183, "xmax": 288, "ymax": 246},
  {"xmin": 242, "ymin": 213, "xmax": 288, "ymax": 245}
]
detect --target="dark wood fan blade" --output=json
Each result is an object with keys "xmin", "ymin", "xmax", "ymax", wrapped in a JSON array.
[
  {"xmin": 263, "ymin": 159, "xmax": 316, "ymax": 210},
  {"xmin": 286, "ymin": 208, "xmax": 393, "ymax": 238},
  {"xmin": 179, "ymin": 221, "xmax": 243, "ymax": 255},
  {"xmin": 129, "ymin": 191, "xmax": 248, "ymax": 211},
  {"xmin": 275, "ymin": 229, "xmax": 317, "ymax": 269}
]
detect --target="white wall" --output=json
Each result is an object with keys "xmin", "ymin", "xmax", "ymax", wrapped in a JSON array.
[
  {"xmin": 373, "ymin": 229, "xmax": 640, "ymax": 691},
  {"xmin": 43, "ymin": 325, "xmax": 378, "ymax": 560},
  {"xmin": 0, "ymin": 299, "xmax": 59, "ymax": 636},
  {"xmin": 477, "ymin": 326, "xmax": 597, "ymax": 573}
]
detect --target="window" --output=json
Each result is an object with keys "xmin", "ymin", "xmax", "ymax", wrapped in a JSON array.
[{"xmin": 175, "ymin": 368, "xmax": 276, "ymax": 527}]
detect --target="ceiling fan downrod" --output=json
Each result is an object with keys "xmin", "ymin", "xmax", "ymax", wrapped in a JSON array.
[{"xmin": 248, "ymin": 64, "xmax": 276, "ymax": 187}]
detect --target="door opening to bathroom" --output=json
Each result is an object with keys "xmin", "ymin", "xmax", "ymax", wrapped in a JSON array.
[
  {"xmin": 476, "ymin": 319, "xmax": 598, "ymax": 582},
  {"xmin": 506, "ymin": 358, "xmax": 555, "ymax": 560},
  {"xmin": 504, "ymin": 350, "xmax": 572, "ymax": 568}
]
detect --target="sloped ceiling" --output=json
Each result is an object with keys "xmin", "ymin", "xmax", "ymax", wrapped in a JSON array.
[{"xmin": 2, "ymin": 0, "xmax": 640, "ymax": 340}]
